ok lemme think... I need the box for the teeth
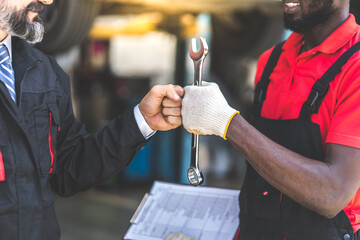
[285,2,300,7]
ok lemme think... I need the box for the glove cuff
[223,111,240,140]
[206,104,238,139]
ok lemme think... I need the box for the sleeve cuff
[134,104,157,139]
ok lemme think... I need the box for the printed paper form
[124,181,240,240]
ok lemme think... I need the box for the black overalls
[238,41,360,240]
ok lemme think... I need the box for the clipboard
[124,181,240,240]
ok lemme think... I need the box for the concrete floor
[54,175,243,240]
[54,184,151,240]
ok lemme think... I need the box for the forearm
[181,81,360,217]
[51,109,148,197]
[227,114,346,218]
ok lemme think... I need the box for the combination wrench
[187,37,208,186]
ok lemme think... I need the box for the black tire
[350,0,360,24]
[35,0,101,54]
[211,11,284,58]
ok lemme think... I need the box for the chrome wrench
[187,37,208,186]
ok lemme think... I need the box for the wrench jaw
[189,37,209,62]
[187,167,204,187]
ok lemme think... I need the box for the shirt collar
[283,14,360,55]
[1,35,12,62]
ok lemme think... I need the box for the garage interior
[33,0,360,239]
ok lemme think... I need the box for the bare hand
[139,84,184,131]
[164,232,196,240]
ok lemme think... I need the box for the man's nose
[38,0,53,5]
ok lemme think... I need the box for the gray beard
[0,2,44,44]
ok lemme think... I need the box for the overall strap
[300,40,360,119]
[253,41,285,117]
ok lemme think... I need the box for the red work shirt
[254,14,360,232]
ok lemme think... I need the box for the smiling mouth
[284,2,300,7]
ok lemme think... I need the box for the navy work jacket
[0,37,148,240]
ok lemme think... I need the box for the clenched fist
[139,84,184,131]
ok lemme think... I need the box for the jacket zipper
[13,61,45,176]
[48,112,54,174]
[0,152,4,181]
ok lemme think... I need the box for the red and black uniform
[237,15,360,239]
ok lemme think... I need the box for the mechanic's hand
[164,232,196,240]
[139,84,184,131]
[182,81,239,139]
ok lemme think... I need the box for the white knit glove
[164,232,196,240]
[182,82,239,139]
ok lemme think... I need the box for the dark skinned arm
[227,114,360,219]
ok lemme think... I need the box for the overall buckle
[308,90,319,112]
